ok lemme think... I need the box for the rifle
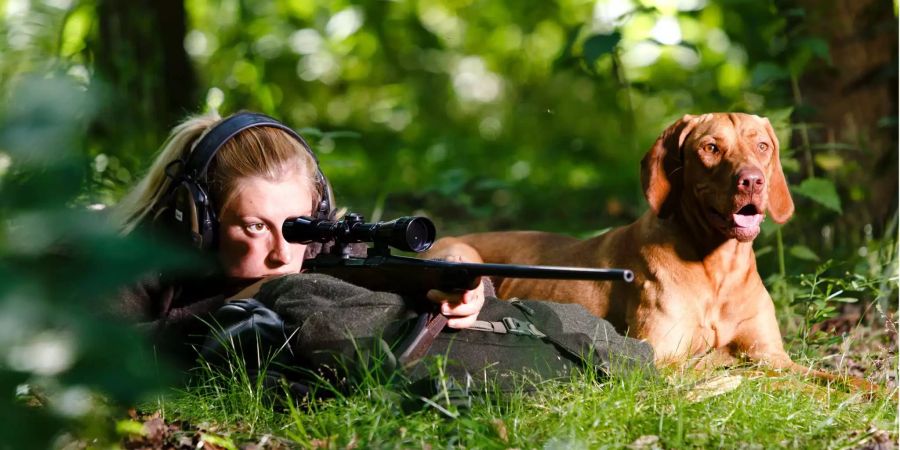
[284,213,633,295]
[283,213,633,364]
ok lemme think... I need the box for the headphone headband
[162,112,332,250]
[184,112,319,182]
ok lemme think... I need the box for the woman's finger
[424,280,485,330]
[446,314,478,329]
[425,288,462,305]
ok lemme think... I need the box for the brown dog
[429,113,874,390]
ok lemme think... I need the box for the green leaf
[60,4,93,57]
[760,218,779,237]
[296,127,323,137]
[115,419,146,436]
[800,37,832,65]
[783,7,807,17]
[553,24,584,70]
[789,245,820,261]
[751,63,789,87]
[813,154,844,172]
[582,32,621,68]
[791,177,842,213]
[200,433,238,450]
[780,156,801,173]
[323,130,362,140]
[764,107,794,125]
[877,115,898,128]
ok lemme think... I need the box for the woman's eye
[245,223,268,234]
[703,143,719,154]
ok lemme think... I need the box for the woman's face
[217,175,312,280]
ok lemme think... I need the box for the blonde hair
[114,111,322,234]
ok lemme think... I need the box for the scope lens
[403,217,435,252]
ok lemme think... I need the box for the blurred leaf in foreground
[0,74,200,447]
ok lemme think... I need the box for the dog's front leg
[731,303,883,395]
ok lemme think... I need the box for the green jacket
[244,273,655,392]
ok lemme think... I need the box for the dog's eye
[757,142,769,152]
[703,143,719,154]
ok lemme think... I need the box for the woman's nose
[268,233,293,265]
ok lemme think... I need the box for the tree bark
[90,0,198,162]
[789,0,898,234]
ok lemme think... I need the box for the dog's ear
[641,114,695,218]
[760,117,794,224]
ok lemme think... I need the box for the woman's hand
[425,280,485,329]
[422,253,486,329]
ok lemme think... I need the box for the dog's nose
[736,168,765,194]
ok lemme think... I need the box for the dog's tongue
[733,213,763,228]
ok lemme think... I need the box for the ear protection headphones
[159,112,332,251]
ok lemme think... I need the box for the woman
[112,111,484,367]
[113,110,652,393]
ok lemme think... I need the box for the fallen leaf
[143,417,167,443]
[627,434,661,450]
[851,426,896,450]
[685,375,743,402]
[491,419,509,443]
[309,436,335,449]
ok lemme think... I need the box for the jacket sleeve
[254,273,418,342]
[109,274,226,364]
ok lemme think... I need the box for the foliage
[0,76,199,448]
[2,0,893,275]
[790,261,884,344]
[0,0,896,446]
[3,0,896,242]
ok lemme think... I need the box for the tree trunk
[789,0,898,235]
[90,0,198,169]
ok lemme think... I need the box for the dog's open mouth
[732,204,763,228]
[708,203,764,241]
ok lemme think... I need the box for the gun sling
[396,312,448,366]
[395,313,547,367]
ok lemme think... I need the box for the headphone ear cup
[317,175,336,220]
[171,180,216,250]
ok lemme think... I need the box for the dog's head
[641,113,794,242]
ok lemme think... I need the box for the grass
[128,342,897,449]
[115,255,898,449]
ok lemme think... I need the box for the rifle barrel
[384,255,634,283]
[454,262,634,282]
[304,253,634,295]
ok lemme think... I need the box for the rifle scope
[283,213,436,253]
